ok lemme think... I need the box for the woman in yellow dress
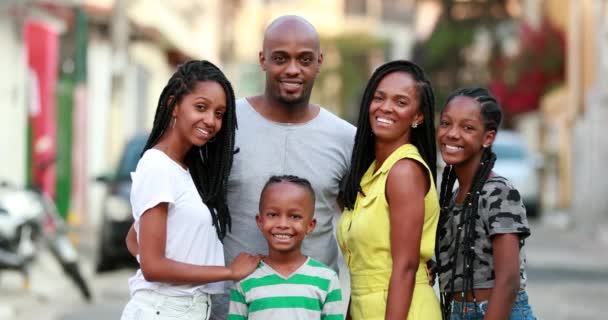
[338,60,442,320]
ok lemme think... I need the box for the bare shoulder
[387,159,427,181]
[386,159,429,196]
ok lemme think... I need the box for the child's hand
[229,253,262,281]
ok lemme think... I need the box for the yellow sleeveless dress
[337,144,441,320]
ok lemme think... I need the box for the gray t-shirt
[437,176,531,293]
[224,98,355,269]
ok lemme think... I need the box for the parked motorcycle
[0,181,92,301]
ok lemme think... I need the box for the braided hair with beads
[343,60,437,210]
[141,60,237,240]
[435,87,502,319]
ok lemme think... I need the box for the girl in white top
[121,60,260,320]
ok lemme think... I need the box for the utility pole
[108,0,131,162]
[111,0,129,89]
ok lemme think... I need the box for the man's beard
[275,88,311,108]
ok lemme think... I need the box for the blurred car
[95,134,147,272]
[492,130,542,218]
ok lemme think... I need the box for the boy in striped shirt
[228,175,344,320]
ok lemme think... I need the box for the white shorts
[121,290,211,320]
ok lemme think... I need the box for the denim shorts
[121,290,211,320]
[450,290,536,320]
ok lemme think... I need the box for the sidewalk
[525,214,608,320]
[527,217,608,270]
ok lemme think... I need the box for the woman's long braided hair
[436,87,502,318]
[343,60,437,210]
[141,60,237,240]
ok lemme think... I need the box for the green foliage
[424,19,475,71]
[316,33,388,122]
[415,18,479,109]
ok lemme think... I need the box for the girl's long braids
[142,60,237,240]
[436,87,502,319]
[343,60,437,210]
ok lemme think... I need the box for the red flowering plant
[489,19,565,114]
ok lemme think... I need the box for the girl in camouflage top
[436,87,537,320]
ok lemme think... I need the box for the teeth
[376,117,394,124]
[196,128,210,135]
[282,82,302,89]
[273,234,292,239]
[445,144,463,151]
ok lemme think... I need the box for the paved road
[523,217,608,319]
[1,216,607,320]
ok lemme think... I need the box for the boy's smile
[256,182,316,255]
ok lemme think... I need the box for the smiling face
[256,181,316,255]
[172,81,226,147]
[438,95,496,168]
[260,19,322,107]
[368,71,424,144]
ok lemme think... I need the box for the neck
[264,249,307,276]
[374,138,409,171]
[154,130,192,167]
[249,95,318,124]
[453,151,484,201]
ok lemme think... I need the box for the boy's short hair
[260,175,316,208]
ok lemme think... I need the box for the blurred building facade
[0,0,418,226]
[565,0,608,232]
[4,0,605,232]
[535,0,607,229]
[0,2,28,188]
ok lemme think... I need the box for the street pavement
[524,214,608,319]
[1,213,607,319]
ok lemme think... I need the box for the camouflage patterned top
[437,175,531,293]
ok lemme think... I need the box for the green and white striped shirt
[228,257,344,320]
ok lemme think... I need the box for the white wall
[0,14,27,187]
[572,0,608,233]
[86,36,113,227]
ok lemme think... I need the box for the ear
[255,214,263,230]
[168,96,178,117]
[317,52,324,71]
[483,130,497,147]
[415,111,424,126]
[259,51,266,71]
[306,218,317,235]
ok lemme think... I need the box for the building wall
[231,0,414,62]
[0,12,27,187]
[86,35,113,227]
[573,0,608,231]
[127,0,221,61]
[571,0,608,231]
[227,0,415,108]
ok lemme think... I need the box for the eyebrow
[394,94,411,100]
[375,89,411,100]
[193,96,211,103]
[192,96,226,108]
[444,115,480,123]
[270,49,316,55]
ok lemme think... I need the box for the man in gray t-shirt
[210,15,355,319]
[225,98,354,270]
